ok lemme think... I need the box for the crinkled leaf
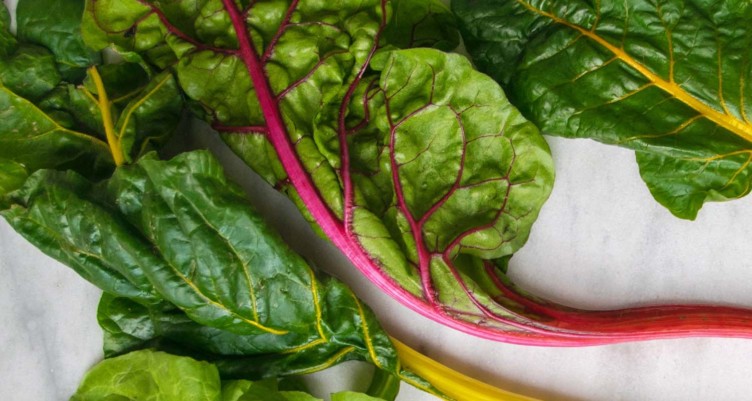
[109,69,184,162]
[1,170,162,303]
[0,3,16,57]
[71,350,387,401]
[16,0,101,80]
[2,151,415,385]
[70,350,222,401]
[0,64,181,181]
[453,0,752,219]
[0,45,61,100]
[83,0,557,343]
[0,84,114,178]
[0,159,28,198]
[384,0,459,51]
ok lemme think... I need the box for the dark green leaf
[2,170,162,303]
[453,0,752,219]
[0,45,62,100]
[0,84,114,178]
[0,159,28,198]
[17,0,101,80]
[3,151,409,382]
[384,0,460,51]
[0,3,16,57]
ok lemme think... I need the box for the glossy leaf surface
[453,0,752,219]
[2,151,431,389]
[0,3,16,56]
[16,0,100,79]
[0,10,182,186]
[81,0,566,345]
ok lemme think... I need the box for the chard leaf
[0,3,16,57]
[71,350,388,401]
[70,350,222,401]
[0,14,183,181]
[2,151,426,389]
[16,0,101,80]
[384,0,460,51]
[453,0,752,219]
[385,0,460,51]
[0,159,28,197]
[82,0,565,343]
[0,83,114,178]
[0,45,61,100]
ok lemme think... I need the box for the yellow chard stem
[391,337,541,401]
[88,66,125,166]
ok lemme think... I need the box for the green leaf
[70,350,223,401]
[111,69,184,162]
[0,3,17,57]
[0,159,28,198]
[384,0,460,51]
[97,293,162,356]
[0,84,114,178]
[2,170,163,303]
[71,350,387,401]
[0,45,62,100]
[17,0,101,80]
[82,0,556,347]
[453,0,752,219]
[3,150,408,382]
[331,392,386,401]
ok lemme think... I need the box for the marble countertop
[5,0,752,399]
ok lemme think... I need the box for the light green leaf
[332,392,386,401]
[70,350,222,401]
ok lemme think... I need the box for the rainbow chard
[452,0,752,221]
[82,0,752,345]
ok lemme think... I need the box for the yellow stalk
[391,337,541,401]
[88,66,125,166]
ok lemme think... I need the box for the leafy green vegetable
[452,0,752,220]
[70,350,222,401]
[1,151,440,397]
[0,159,28,197]
[0,4,183,193]
[0,44,61,100]
[71,350,388,401]
[384,0,460,51]
[81,0,563,346]
[0,3,16,57]
[16,0,100,80]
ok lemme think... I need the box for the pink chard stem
[218,0,752,346]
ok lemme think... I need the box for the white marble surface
[6,1,752,400]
